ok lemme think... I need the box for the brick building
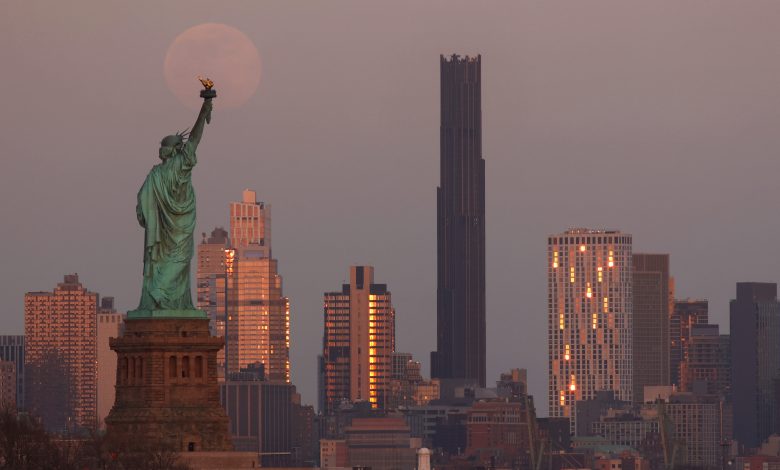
[25,274,97,431]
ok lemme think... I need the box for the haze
[2,1,780,414]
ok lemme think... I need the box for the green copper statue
[128,80,215,319]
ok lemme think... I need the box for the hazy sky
[2,1,780,414]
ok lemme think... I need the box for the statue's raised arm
[189,76,216,150]
[188,97,213,150]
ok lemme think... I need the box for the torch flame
[197,76,215,90]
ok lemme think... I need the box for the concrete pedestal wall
[105,317,232,451]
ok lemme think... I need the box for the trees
[0,408,60,469]
[0,408,191,470]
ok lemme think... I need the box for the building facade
[632,254,671,402]
[96,298,123,428]
[220,367,295,467]
[320,439,348,468]
[197,192,290,381]
[230,189,270,254]
[575,391,632,437]
[731,282,780,449]
[322,266,395,412]
[671,299,709,387]
[0,335,24,410]
[196,227,230,348]
[0,361,15,411]
[466,399,534,468]
[432,54,486,388]
[387,352,440,409]
[105,317,232,451]
[591,411,660,451]
[25,274,98,431]
[548,229,633,429]
[679,324,730,397]
[659,392,724,468]
[226,190,290,382]
[344,417,419,470]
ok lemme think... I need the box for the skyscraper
[632,253,672,402]
[432,54,486,388]
[227,190,290,382]
[25,274,98,431]
[230,189,270,255]
[670,299,709,387]
[198,191,291,382]
[322,266,395,413]
[547,229,633,429]
[730,282,780,448]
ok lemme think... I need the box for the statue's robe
[135,141,197,311]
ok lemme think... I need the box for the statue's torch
[198,76,216,123]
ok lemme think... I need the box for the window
[182,356,190,378]
[121,357,129,384]
[195,356,203,378]
[169,356,177,378]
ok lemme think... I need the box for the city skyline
[4,2,780,413]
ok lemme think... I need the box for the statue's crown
[160,129,189,148]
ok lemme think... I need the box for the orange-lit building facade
[230,189,270,255]
[670,299,708,387]
[228,255,289,382]
[548,229,633,430]
[322,266,395,413]
[226,190,289,382]
[25,274,98,431]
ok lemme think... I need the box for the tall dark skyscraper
[431,54,486,387]
[632,253,672,403]
[731,282,780,449]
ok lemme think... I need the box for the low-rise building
[320,439,347,468]
[591,409,660,450]
[345,417,419,470]
[465,398,533,468]
[219,364,295,467]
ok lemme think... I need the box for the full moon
[164,23,261,110]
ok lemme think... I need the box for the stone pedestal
[105,317,232,451]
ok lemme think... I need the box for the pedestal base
[105,318,231,452]
[126,308,208,319]
[179,452,259,470]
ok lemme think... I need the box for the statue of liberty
[129,80,215,318]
